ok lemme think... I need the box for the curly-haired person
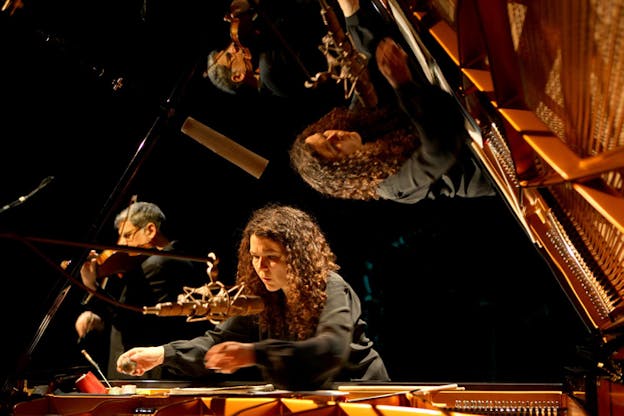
[116,204,389,390]
[290,2,495,203]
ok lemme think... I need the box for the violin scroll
[223,7,258,86]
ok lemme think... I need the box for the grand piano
[390,0,624,413]
[5,0,624,415]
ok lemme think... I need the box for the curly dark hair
[235,204,339,340]
[289,106,418,200]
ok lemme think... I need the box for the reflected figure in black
[289,0,495,203]
[204,0,330,99]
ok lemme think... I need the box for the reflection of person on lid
[290,1,495,203]
[204,0,328,98]
[204,38,259,95]
[74,201,206,379]
[116,204,389,390]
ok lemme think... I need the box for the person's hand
[75,311,103,339]
[337,0,360,17]
[80,250,99,291]
[116,346,165,377]
[376,37,412,89]
[204,341,255,374]
[230,0,251,17]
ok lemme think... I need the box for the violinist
[74,201,207,379]
[204,0,331,99]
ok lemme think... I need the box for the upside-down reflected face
[304,130,363,160]
[215,42,257,87]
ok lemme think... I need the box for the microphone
[143,283,264,324]
[180,117,269,180]
[309,0,378,108]
[0,176,54,214]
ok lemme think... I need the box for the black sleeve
[162,315,259,377]
[253,276,354,390]
[395,81,465,157]
[344,0,395,59]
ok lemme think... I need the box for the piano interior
[2,0,624,415]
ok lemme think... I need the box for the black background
[0,0,589,391]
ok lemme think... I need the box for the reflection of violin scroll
[224,11,257,86]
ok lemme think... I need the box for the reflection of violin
[224,11,257,86]
[2,0,25,16]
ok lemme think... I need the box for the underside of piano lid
[389,0,624,383]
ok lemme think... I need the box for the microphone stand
[3,58,200,401]
[0,176,55,215]
[308,0,378,107]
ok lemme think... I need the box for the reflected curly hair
[289,106,417,200]
[236,204,339,340]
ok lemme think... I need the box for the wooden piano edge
[14,382,584,416]
[12,382,592,416]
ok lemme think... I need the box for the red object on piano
[74,372,107,394]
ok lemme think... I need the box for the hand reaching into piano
[204,341,255,374]
[75,311,104,341]
[116,346,165,377]
[375,37,412,89]
[337,0,360,17]
[116,342,255,376]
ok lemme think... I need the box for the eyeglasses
[120,226,143,241]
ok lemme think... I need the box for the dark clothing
[377,82,495,203]
[345,0,411,108]
[234,0,328,98]
[161,272,389,390]
[86,241,207,378]
[346,1,495,203]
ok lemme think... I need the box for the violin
[94,249,145,278]
[60,250,145,283]
[79,249,146,305]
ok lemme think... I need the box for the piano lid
[389,0,624,380]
